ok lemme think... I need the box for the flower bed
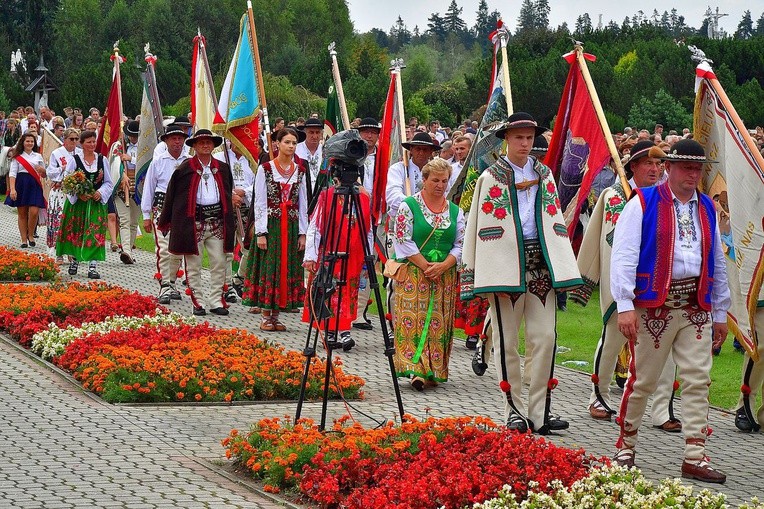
[0,245,57,282]
[474,465,763,508]
[222,416,603,508]
[0,282,161,347]
[0,282,365,404]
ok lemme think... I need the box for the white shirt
[9,151,44,178]
[62,153,114,205]
[195,159,221,206]
[393,193,465,263]
[141,150,189,219]
[506,156,539,240]
[252,162,308,236]
[361,150,376,195]
[214,149,255,207]
[611,189,731,322]
[124,141,138,170]
[449,160,465,190]
[153,141,190,159]
[47,146,83,182]
[385,160,424,217]
[295,141,323,183]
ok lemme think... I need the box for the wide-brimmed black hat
[174,116,192,127]
[531,135,548,154]
[495,112,547,139]
[302,117,323,129]
[624,140,666,171]
[271,127,306,143]
[402,131,439,150]
[123,120,139,137]
[663,139,716,164]
[185,128,223,147]
[160,123,189,141]
[355,117,381,131]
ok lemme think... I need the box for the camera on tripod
[323,130,367,185]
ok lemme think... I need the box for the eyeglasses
[67,137,79,141]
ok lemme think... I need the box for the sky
[346,0,754,36]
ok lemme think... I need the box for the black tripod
[294,164,405,430]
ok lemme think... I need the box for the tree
[735,10,754,39]
[534,0,551,30]
[444,1,467,33]
[757,12,764,35]
[517,0,535,34]
[574,13,593,35]
[473,0,489,37]
[427,13,447,41]
[389,15,411,51]
[627,88,692,131]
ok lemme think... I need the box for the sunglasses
[67,137,79,141]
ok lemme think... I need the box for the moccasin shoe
[681,459,726,484]
[654,419,682,433]
[589,402,612,420]
[613,448,635,468]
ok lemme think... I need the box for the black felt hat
[123,120,139,137]
[664,139,716,164]
[356,117,381,131]
[185,128,223,147]
[160,123,189,141]
[401,131,439,150]
[494,112,547,139]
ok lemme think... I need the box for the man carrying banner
[142,124,189,304]
[611,139,730,483]
[461,112,582,435]
[576,140,681,431]
[111,120,142,264]
[158,129,235,317]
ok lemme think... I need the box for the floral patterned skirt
[242,216,305,311]
[56,199,107,262]
[46,188,66,249]
[393,265,457,382]
[454,293,489,336]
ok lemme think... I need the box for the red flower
[605,211,612,222]
[546,204,557,215]
[494,208,507,219]
[488,186,502,198]
[611,212,620,223]
[546,182,555,193]
[482,201,494,214]
[609,196,622,206]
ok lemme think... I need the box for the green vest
[404,196,458,263]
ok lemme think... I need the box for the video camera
[323,130,367,184]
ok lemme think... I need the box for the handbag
[383,259,408,282]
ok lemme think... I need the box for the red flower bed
[223,416,604,508]
[0,282,162,347]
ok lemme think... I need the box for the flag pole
[497,21,513,115]
[391,58,408,171]
[143,44,164,137]
[112,41,125,136]
[328,42,350,131]
[246,0,273,160]
[574,45,631,198]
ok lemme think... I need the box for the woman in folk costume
[5,132,47,248]
[57,130,114,279]
[392,158,465,391]
[46,128,83,261]
[242,128,308,331]
[302,168,371,352]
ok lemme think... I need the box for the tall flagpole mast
[111,41,125,155]
[328,42,350,131]
[391,57,407,156]
[246,0,273,160]
[497,21,513,115]
[574,44,630,198]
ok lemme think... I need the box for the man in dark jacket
[158,129,235,316]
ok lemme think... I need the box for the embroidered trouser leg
[737,308,764,424]
[489,278,557,428]
[114,196,141,256]
[618,305,712,461]
[589,312,678,422]
[184,220,227,310]
[151,214,182,284]
[235,245,250,280]
[354,268,371,324]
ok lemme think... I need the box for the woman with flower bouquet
[56,130,114,278]
[46,128,83,262]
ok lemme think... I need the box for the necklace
[274,159,295,179]
[422,194,447,214]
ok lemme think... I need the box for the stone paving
[0,203,762,507]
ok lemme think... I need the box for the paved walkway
[0,203,762,507]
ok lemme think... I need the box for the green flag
[324,84,342,139]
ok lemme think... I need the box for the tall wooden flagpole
[497,21,513,115]
[328,42,350,131]
[246,0,273,160]
[391,58,409,190]
[574,45,630,198]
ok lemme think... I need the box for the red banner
[96,65,123,157]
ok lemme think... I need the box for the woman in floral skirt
[46,128,82,261]
[242,128,307,331]
[56,130,113,279]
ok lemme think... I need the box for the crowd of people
[2,101,764,486]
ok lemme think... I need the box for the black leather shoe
[193,307,206,316]
[536,415,570,435]
[506,412,528,433]
[210,307,229,316]
[231,276,245,298]
[472,348,488,376]
[465,335,479,350]
[68,261,79,275]
[340,332,355,352]
[87,268,100,279]
[352,321,373,330]
[735,407,753,432]
[224,288,238,303]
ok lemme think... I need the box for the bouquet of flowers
[61,170,94,196]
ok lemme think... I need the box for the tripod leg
[295,326,320,421]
